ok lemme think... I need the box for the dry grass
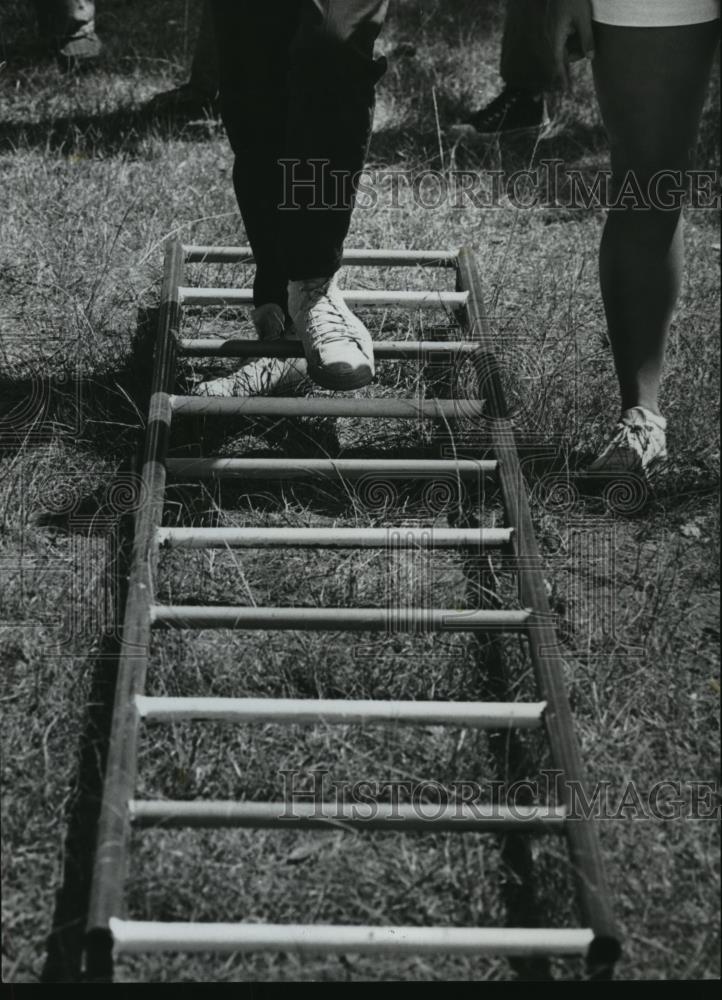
[1,0,719,983]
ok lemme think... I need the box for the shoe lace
[302,279,366,349]
[615,419,653,452]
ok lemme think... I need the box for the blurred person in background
[452,0,556,141]
[31,0,219,116]
[147,1,220,118]
[32,0,102,67]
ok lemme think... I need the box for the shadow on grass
[39,481,133,984]
[0,307,157,462]
[369,113,611,176]
[0,101,222,158]
[469,634,554,981]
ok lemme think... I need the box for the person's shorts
[591,0,720,26]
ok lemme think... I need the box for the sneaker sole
[585,450,668,482]
[308,362,374,392]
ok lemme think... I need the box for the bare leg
[592,21,718,417]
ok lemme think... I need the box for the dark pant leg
[281,0,389,280]
[211,0,388,303]
[188,0,219,100]
[500,0,556,93]
[211,0,298,309]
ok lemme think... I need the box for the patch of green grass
[1,0,719,983]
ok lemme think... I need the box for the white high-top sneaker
[589,407,668,477]
[193,304,307,397]
[288,276,375,391]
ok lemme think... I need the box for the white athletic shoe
[588,407,668,477]
[288,275,375,391]
[192,304,307,397]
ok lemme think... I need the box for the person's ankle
[622,404,666,429]
[288,274,335,289]
[251,303,287,340]
[621,391,661,416]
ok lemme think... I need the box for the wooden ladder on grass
[84,241,620,981]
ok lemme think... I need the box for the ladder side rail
[456,246,620,973]
[85,239,184,977]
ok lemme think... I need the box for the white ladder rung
[149,606,532,631]
[164,457,497,481]
[178,338,479,358]
[110,919,595,956]
[135,695,546,728]
[156,526,512,550]
[182,245,459,267]
[179,287,469,309]
[169,396,484,419]
[128,800,566,831]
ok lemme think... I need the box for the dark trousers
[501,0,556,93]
[211,0,389,309]
[188,1,219,99]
